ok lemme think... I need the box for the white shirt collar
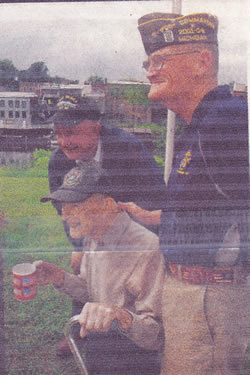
[76,138,102,165]
[93,138,102,163]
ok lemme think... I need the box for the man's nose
[146,64,158,79]
[57,135,69,147]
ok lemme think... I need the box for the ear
[103,197,116,212]
[195,49,213,76]
[91,120,101,135]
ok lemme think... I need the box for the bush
[31,149,51,176]
[154,155,165,171]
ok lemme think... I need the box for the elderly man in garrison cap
[35,162,165,375]
[48,95,166,356]
[118,12,249,375]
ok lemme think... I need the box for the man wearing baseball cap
[119,12,249,374]
[36,161,165,375]
[48,94,166,356]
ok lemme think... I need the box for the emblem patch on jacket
[177,150,192,175]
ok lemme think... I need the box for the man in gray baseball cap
[41,160,105,203]
[37,162,165,375]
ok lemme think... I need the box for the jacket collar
[96,212,133,251]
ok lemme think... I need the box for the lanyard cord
[197,130,230,200]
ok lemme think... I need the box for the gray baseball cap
[40,161,106,203]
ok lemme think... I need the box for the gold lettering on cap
[178,34,208,42]
[64,95,78,103]
[179,17,216,29]
[160,23,175,32]
[179,27,205,35]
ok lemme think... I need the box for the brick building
[19,81,42,96]
[104,80,168,126]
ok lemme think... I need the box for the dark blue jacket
[160,85,249,267]
[48,124,166,249]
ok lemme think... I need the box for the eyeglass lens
[143,51,200,71]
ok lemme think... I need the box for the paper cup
[12,263,37,301]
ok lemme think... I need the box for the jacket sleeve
[126,133,166,212]
[102,126,166,211]
[198,98,248,209]
[55,272,89,303]
[101,126,166,234]
[123,249,165,351]
[197,99,249,266]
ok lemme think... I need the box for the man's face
[61,195,105,239]
[146,45,200,106]
[55,120,100,161]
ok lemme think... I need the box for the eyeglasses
[143,50,201,72]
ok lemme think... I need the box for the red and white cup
[12,263,37,301]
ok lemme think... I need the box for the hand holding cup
[33,260,65,287]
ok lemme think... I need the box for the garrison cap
[138,12,218,55]
[41,160,106,203]
[52,94,102,127]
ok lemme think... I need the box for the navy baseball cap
[52,95,102,127]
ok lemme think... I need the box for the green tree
[19,61,50,82]
[111,83,151,106]
[125,84,151,106]
[0,59,17,85]
[86,75,105,84]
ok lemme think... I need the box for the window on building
[0,100,4,107]
[15,100,20,108]
[9,111,14,118]
[0,111,5,118]
[22,101,27,108]
[8,100,13,108]
[15,111,20,118]
[22,111,27,119]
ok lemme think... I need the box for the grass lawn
[0,170,249,374]
[1,175,85,374]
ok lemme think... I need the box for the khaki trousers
[161,274,250,375]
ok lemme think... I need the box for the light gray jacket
[57,212,166,351]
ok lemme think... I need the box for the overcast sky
[0,0,249,85]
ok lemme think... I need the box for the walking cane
[64,315,89,375]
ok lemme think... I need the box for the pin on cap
[40,160,107,203]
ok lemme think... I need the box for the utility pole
[0,239,6,375]
[164,0,182,183]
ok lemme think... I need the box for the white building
[40,83,93,98]
[0,92,37,128]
